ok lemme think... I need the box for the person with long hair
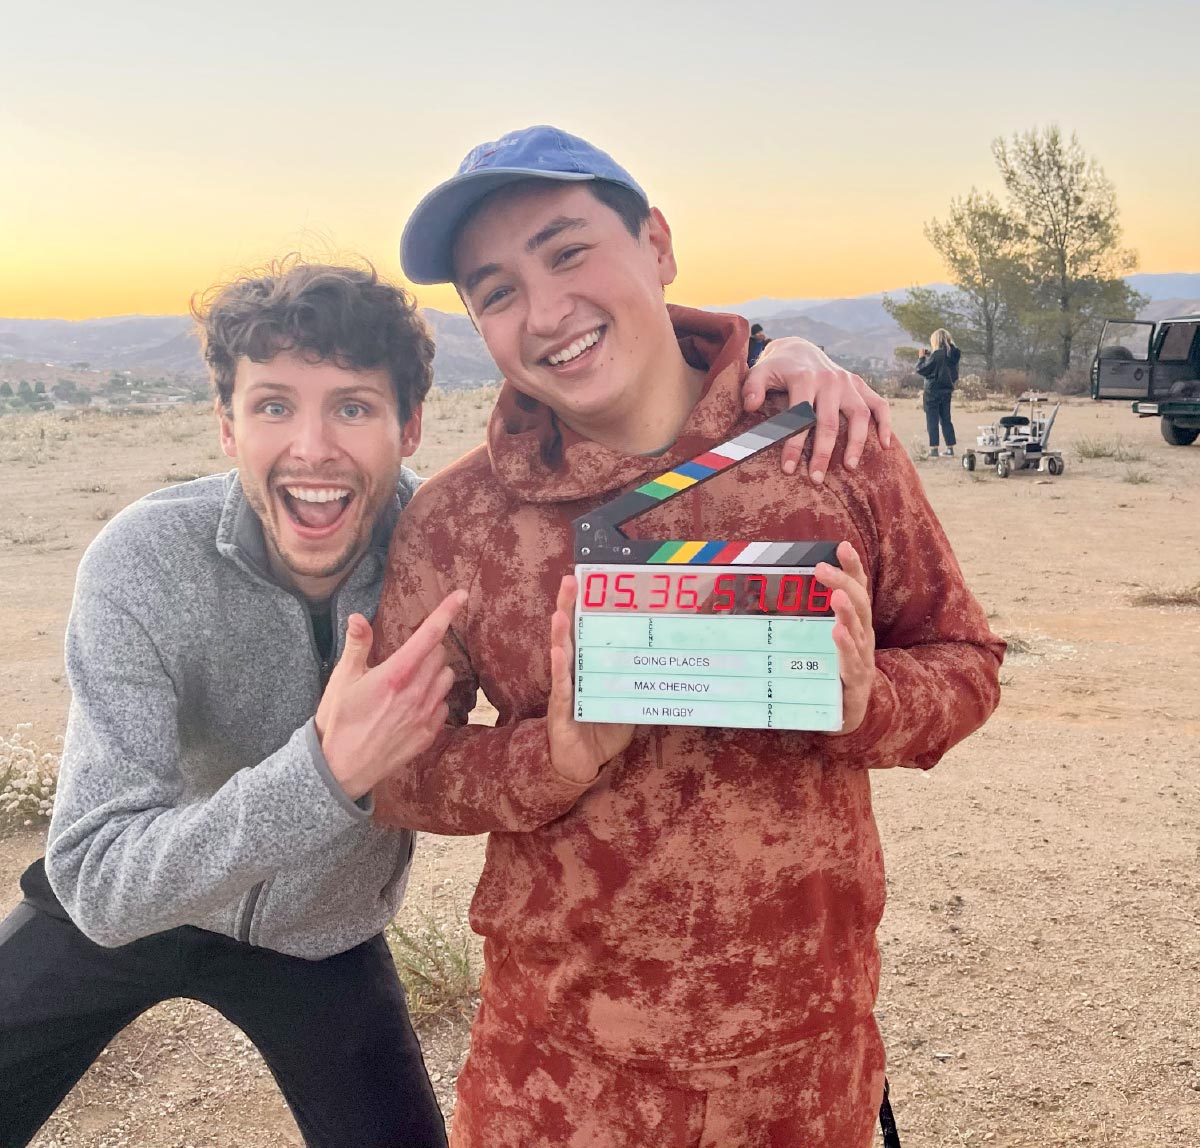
[916,328,960,456]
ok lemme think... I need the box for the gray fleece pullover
[45,469,421,959]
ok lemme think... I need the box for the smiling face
[453,182,691,449]
[218,350,420,601]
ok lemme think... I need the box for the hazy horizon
[2,267,1197,326]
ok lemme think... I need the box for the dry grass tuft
[1130,583,1200,608]
[0,725,58,827]
[955,374,988,402]
[1074,436,1145,462]
[2,524,50,545]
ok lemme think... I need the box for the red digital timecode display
[577,567,834,616]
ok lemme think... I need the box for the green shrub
[387,914,479,1023]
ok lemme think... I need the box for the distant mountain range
[3,273,1198,388]
[0,311,501,391]
[711,284,959,328]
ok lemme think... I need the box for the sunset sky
[2,0,1196,320]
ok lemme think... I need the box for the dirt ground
[1,392,1197,1147]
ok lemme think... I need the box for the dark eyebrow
[460,216,589,296]
[526,215,588,253]
[462,262,502,294]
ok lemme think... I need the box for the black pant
[923,390,956,448]
[0,861,446,1148]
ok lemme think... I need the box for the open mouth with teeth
[279,484,356,537]
[543,326,605,369]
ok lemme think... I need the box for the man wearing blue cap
[402,125,891,482]
[370,126,1002,1147]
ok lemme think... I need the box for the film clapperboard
[571,402,843,732]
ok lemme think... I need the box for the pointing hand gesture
[316,590,468,800]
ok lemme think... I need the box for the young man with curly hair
[0,264,462,1148]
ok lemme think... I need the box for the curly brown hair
[192,259,435,422]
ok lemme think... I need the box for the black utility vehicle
[1091,314,1200,445]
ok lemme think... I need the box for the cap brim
[400,168,597,286]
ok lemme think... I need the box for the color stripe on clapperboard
[628,406,823,566]
[644,539,827,565]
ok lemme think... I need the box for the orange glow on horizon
[3,204,1193,322]
[2,118,1195,320]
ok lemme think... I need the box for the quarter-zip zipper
[238,587,343,944]
[302,585,342,687]
[305,607,332,686]
[237,882,263,943]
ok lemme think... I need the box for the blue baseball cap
[400,125,649,285]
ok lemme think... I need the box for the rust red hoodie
[372,306,1004,1068]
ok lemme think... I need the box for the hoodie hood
[486,305,750,505]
